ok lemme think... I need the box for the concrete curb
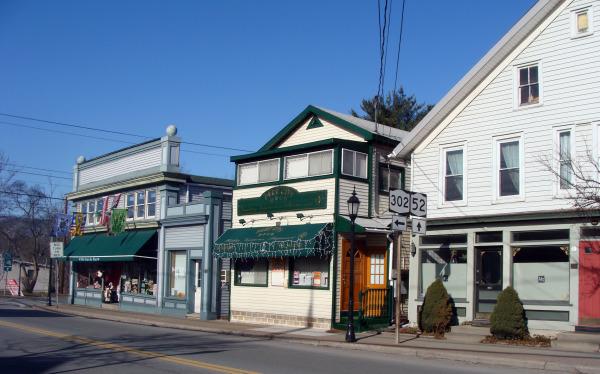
[29,303,600,374]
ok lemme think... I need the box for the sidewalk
[13,298,600,373]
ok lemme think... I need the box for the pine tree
[419,278,453,337]
[490,287,528,339]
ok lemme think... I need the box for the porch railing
[359,287,392,319]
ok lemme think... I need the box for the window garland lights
[214,224,333,259]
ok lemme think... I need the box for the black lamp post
[346,186,360,343]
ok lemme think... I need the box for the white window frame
[492,134,524,203]
[571,6,593,38]
[95,198,105,225]
[86,201,95,226]
[553,126,575,196]
[283,149,334,180]
[237,158,280,186]
[126,193,135,221]
[341,148,368,179]
[439,143,467,207]
[146,189,157,218]
[513,61,542,110]
[135,191,146,219]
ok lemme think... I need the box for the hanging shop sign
[49,242,64,258]
[237,186,327,216]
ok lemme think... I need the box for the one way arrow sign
[391,215,406,231]
[412,217,427,235]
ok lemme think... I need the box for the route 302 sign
[389,189,427,217]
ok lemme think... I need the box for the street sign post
[3,252,12,272]
[389,189,411,215]
[412,217,427,235]
[50,242,64,258]
[391,215,407,231]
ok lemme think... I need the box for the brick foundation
[231,310,331,329]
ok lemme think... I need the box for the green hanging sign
[110,209,127,234]
[237,186,327,216]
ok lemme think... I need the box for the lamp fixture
[266,212,275,220]
[239,219,246,226]
[346,186,360,222]
[591,217,599,226]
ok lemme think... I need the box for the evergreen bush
[419,278,453,337]
[490,286,527,339]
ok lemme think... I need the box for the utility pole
[395,231,402,344]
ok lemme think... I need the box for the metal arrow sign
[412,217,427,235]
[391,215,407,231]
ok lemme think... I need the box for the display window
[289,256,329,289]
[234,258,268,286]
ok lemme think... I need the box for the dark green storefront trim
[60,230,157,262]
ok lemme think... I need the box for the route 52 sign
[389,189,427,217]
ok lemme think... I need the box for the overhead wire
[0,112,253,153]
[0,190,65,201]
[393,0,407,92]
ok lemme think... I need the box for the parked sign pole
[395,230,401,344]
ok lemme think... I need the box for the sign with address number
[389,189,427,217]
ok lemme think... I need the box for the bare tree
[540,143,600,214]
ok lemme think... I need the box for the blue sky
[0,0,536,197]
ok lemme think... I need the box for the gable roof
[259,105,408,151]
[389,0,566,159]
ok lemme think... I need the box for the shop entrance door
[475,247,503,317]
[579,241,600,326]
[341,238,365,313]
[194,260,202,314]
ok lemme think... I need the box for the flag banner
[110,209,127,234]
[53,213,71,238]
[100,194,123,227]
[70,213,86,237]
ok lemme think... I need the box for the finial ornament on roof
[76,155,85,164]
[166,124,177,136]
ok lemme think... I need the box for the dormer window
[572,7,593,37]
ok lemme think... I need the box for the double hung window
[237,158,280,186]
[284,150,333,180]
[87,201,95,225]
[342,149,367,178]
[146,190,157,217]
[496,138,521,198]
[126,193,135,220]
[379,165,403,192]
[517,65,540,106]
[125,189,157,220]
[443,148,464,202]
[557,130,573,190]
[95,198,104,225]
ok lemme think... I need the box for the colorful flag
[53,213,71,238]
[110,209,127,234]
[100,194,123,227]
[70,213,86,237]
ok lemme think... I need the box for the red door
[579,241,600,326]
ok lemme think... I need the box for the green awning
[60,230,157,262]
[214,223,333,258]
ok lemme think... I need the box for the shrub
[490,286,527,339]
[419,278,453,337]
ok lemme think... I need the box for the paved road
[0,299,547,374]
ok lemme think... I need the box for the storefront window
[420,246,467,299]
[168,251,187,298]
[234,258,268,286]
[289,256,329,288]
[512,245,570,301]
[120,260,157,295]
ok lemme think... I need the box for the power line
[0,112,254,153]
[5,162,71,175]
[393,0,407,92]
[375,0,390,129]
[5,169,72,181]
[0,190,65,201]
[0,120,233,158]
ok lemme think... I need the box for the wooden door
[579,241,600,326]
[341,238,365,312]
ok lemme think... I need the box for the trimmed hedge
[490,286,527,339]
[419,278,453,337]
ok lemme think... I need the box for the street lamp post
[346,187,360,343]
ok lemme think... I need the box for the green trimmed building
[214,105,410,329]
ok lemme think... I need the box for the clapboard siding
[230,258,333,319]
[338,179,369,217]
[222,195,233,220]
[412,0,600,219]
[278,116,365,148]
[79,147,162,185]
[232,178,336,228]
[219,258,231,319]
[165,225,205,249]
